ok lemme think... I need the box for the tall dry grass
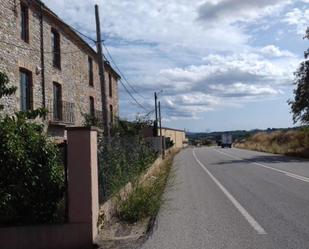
[234,129,309,158]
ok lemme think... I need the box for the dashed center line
[193,149,267,235]
[213,148,309,183]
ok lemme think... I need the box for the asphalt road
[140,147,309,249]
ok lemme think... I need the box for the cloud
[198,0,291,23]
[209,83,282,97]
[41,0,303,124]
[260,45,296,57]
[43,0,250,54]
[283,8,309,35]
[148,51,298,120]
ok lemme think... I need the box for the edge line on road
[213,149,309,183]
[192,149,267,235]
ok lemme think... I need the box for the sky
[42,0,309,132]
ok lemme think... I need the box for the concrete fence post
[66,127,99,244]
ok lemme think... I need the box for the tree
[289,28,309,124]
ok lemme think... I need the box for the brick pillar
[66,127,99,243]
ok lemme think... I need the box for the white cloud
[148,51,298,120]
[209,83,282,97]
[260,45,296,57]
[283,8,309,35]
[43,0,250,54]
[41,0,303,123]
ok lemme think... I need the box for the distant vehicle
[221,134,232,148]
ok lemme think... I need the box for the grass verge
[234,129,309,158]
[117,152,176,224]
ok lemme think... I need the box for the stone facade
[0,0,120,137]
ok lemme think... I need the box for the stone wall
[0,0,119,135]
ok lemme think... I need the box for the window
[110,104,113,123]
[89,96,95,116]
[20,68,32,111]
[53,82,62,121]
[109,73,112,97]
[51,28,61,69]
[20,3,29,43]
[88,57,94,86]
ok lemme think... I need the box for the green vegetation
[0,72,64,226]
[118,154,174,223]
[234,129,309,158]
[94,119,156,201]
[289,27,309,125]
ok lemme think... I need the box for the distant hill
[187,126,309,143]
[234,128,309,158]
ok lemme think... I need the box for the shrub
[0,71,64,226]
[0,113,65,226]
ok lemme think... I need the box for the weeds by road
[97,149,179,249]
[118,153,174,223]
[234,129,309,158]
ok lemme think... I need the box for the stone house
[0,0,120,137]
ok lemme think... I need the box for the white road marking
[192,149,267,235]
[213,149,309,183]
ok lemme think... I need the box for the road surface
[140,147,309,249]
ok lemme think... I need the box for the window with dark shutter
[89,96,95,116]
[110,104,113,123]
[109,74,112,97]
[20,68,32,111]
[53,82,62,121]
[88,57,94,86]
[20,3,29,43]
[51,28,61,69]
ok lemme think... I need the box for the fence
[97,135,156,203]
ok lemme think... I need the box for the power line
[66,24,97,43]
[119,79,150,112]
[61,22,152,113]
[102,43,148,100]
[143,109,155,118]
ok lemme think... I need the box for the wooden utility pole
[158,101,165,158]
[95,4,110,143]
[154,92,158,137]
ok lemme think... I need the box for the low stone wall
[0,223,92,249]
[98,147,180,230]
[98,156,164,229]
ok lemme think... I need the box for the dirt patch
[95,217,150,249]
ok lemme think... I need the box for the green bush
[0,114,64,225]
[0,71,64,226]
